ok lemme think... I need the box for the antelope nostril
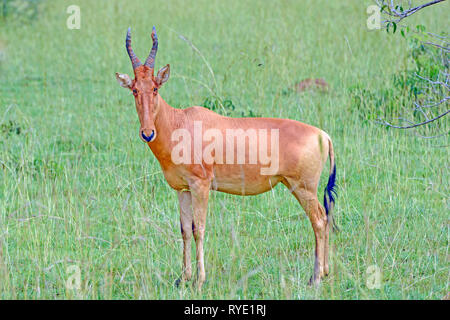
[141,130,155,142]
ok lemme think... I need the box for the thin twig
[376,0,447,22]
[379,109,450,129]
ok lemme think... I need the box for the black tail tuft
[323,164,338,230]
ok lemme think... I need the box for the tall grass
[0,0,448,299]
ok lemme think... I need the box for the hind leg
[324,216,330,276]
[283,179,329,284]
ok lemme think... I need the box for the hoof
[196,281,204,291]
[308,276,321,287]
[195,278,206,291]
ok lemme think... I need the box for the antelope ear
[155,64,170,87]
[115,72,133,89]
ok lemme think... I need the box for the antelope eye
[132,89,138,95]
[153,87,158,92]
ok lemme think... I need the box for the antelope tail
[323,138,338,231]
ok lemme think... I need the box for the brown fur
[117,40,336,289]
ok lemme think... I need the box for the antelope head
[116,27,170,143]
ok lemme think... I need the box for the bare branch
[414,73,449,90]
[374,1,449,136]
[378,109,450,129]
[413,131,449,139]
[376,0,447,23]
[423,42,450,51]
[416,96,450,108]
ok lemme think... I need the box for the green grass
[0,0,448,299]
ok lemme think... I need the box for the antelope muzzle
[140,128,156,143]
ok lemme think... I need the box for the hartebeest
[116,27,337,289]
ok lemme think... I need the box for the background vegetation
[0,0,448,299]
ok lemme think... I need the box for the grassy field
[0,0,448,299]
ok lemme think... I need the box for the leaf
[387,22,397,34]
[416,24,426,33]
[395,5,404,13]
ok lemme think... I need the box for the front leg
[177,190,193,283]
[189,178,211,290]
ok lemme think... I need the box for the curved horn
[126,28,142,69]
[144,26,158,71]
